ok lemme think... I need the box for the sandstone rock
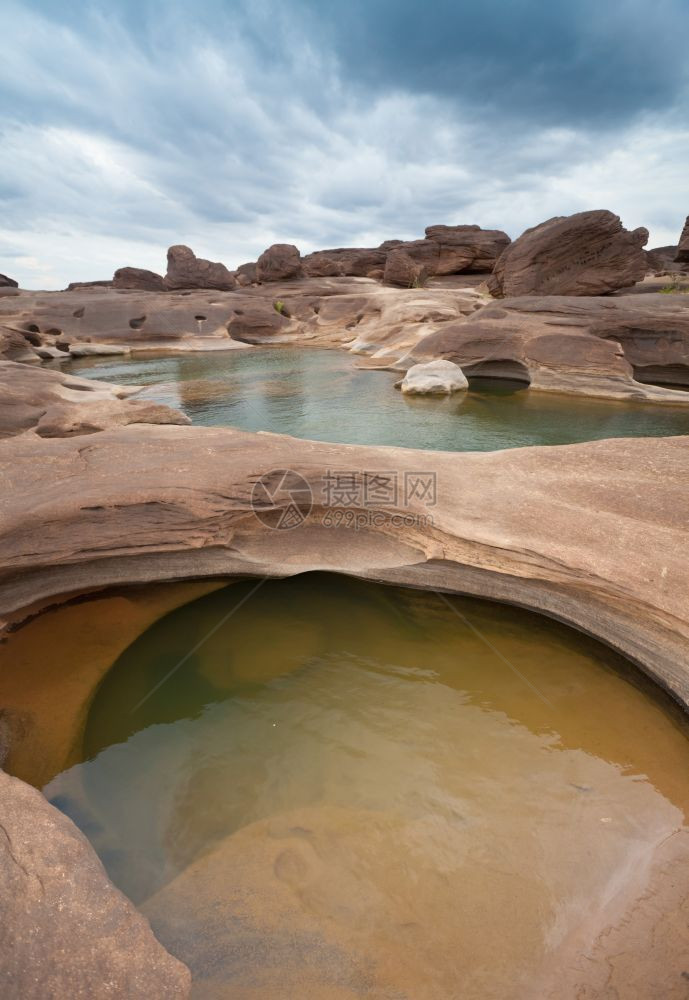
[1,428,688,711]
[0,327,40,363]
[408,292,689,399]
[399,359,468,394]
[66,280,113,291]
[646,246,680,273]
[302,248,387,277]
[36,398,190,437]
[256,244,303,282]
[301,252,342,277]
[35,345,68,360]
[384,249,429,288]
[487,210,648,297]
[113,267,166,292]
[164,245,236,291]
[0,769,190,998]
[226,303,292,343]
[0,273,18,288]
[0,362,186,437]
[676,217,689,263]
[425,225,511,274]
[235,262,258,286]
[68,342,131,357]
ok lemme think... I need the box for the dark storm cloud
[0,0,687,287]
[301,0,689,127]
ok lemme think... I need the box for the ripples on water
[64,347,689,451]
[43,575,689,997]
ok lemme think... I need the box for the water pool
[21,574,689,998]
[63,347,689,451]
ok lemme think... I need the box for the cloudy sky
[2,0,688,289]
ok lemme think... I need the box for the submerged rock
[487,210,648,297]
[400,359,469,394]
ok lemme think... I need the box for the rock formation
[0,769,190,998]
[399,359,468,394]
[0,362,189,437]
[226,302,293,343]
[303,248,387,278]
[302,226,508,280]
[487,210,648,297]
[676,216,689,263]
[113,266,166,291]
[164,245,236,291]
[407,292,689,400]
[1,428,688,707]
[256,243,303,282]
[0,273,18,288]
[384,249,429,288]
[424,224,511,273]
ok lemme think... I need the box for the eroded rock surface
[256,243,303,282]
[0,770,190,998]
[488,210,648,297]
[0,274,18,288]
[409,292,689,400]
[164,245,236,291]
[384,248,429,288]
[113,267,166,291]
[1,426,688,706]
[2,268,689,402]
[676,216,689,263]
[0,362,188,437]
[399,359,468,394]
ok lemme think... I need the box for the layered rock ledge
[1,422,689,995]
[1,426,687,704]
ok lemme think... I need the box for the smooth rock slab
[0,770,190,998]
[69,342,131,357]
[399,359,468,394]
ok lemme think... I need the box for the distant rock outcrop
[164,245,236,291]
[676,217,689,263]
[302,248,387,278]
[113,267,166,292]
[487,210,648,297]
[424,225,511,274]
[235,262,258,286]
[66,280,113,291]
[256,244,303,282]
[384,249,429,288]
[0,273,18,288]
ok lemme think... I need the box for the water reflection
[63,347,689,451]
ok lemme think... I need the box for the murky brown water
[4,574,689,997]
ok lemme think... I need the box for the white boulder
[399,360,468,395]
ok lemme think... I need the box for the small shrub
[273,299,286,314]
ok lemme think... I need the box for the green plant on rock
[660,279,689,294]
[273,299,286,314]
